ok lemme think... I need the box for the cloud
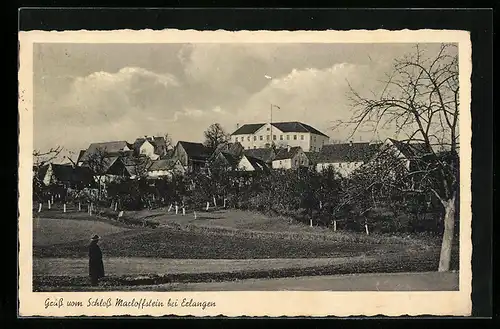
[235,63,382,141]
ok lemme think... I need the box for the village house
[371,138,433,172]
[77,141,132,166]
[36,163,95,189]
[316,141,382,177]
[172,141,212,172]
[243,147,276,165]
[230,121,330,152]
[237,154,270,172]
[146,158,186,179]
[131,136,168,160]
[272,146,309,170]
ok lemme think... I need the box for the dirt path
[38,272,459,291]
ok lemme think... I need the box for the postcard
[18,28,472,317]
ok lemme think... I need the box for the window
[294,135,297,140]
[267,135,270,141]
[301,135,304,140]
[287,135,290,140]
[279,161,282,165]
[280,135,283,140]
[260,135,263,141]
[247,136,251,141]
[235,137,238,142]
[254,146,256,149]
[273,135,276,140]
[267,127,270,131]
[254,136,257,141]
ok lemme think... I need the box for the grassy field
[32,207,459,290]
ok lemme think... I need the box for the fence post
[365,223,369,236]
[63,204,66,213]
[213,197,217,207]
[206,202,209,211]
[310,218,313,227]
[38,203,42,213]
[114,202,117,212]
[223,198,227,208]
[194,211,197,219]
[168,204,172,212]
[175,205,178,214]
[48,200,51,210]
[182,207,185,216]
[78,202,81,211]
[334,220,337,232]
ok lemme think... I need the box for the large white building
[230,121,330,152]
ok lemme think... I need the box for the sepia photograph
[18,29,472,317]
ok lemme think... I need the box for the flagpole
[270,103,273,147]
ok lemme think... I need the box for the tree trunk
[438,196,456,272]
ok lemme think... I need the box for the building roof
[243,147,276,163]
[245,155,269,172]
[317,142,382,163]
[273,146,303,161]
[47,163,95,185]
[231,121,329,138]
[215,142,244,157]
[387,138,432,159]
[132,136,167,155]
[304,152,321,164]
[79,141,129,163]
[178,141,212,159]
[148,158,179,171]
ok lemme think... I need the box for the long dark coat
[88,241,105,279]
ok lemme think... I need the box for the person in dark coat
[88,235,105,286]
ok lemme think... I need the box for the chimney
[287,145,291,152]
[236,123,240,129]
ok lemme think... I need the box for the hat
[91,235,100,241]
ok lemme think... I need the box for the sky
[33,42,449,162]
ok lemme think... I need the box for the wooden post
[175,205,178,214]
[206,202,209,211]
[78,202,81,211]
[182,207,185,216]
[168,204,172,212]
[118,211,124,220]
[194,211,197,219]
[48,200,51,210]
[51,195,54,204]
[365,224,369,236]
[38,203,42,213]
[63,204,66,213]
[89,205,92,216]
[213,197,217,207]
[310,219,313,227]
[114,202,117,212]
[223,198,227,208]
[334,220,337,232]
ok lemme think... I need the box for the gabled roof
[243,147,276,163]
[387,138,432,159]
[231,121,329,138]
[80,141,129,162]
[133,136,167,155]
[318,142,382,163]
[273,146,303,161]
[231,123,266,135]
[214,142,244,157]
[177,141,211,159]
[76,150,86,164]
[148,158,179,171]
[46,163,95,185]
[245,155,270,172]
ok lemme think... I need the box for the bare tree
[84,147,111,201]
[204,123,228,152]
[337,43,459,272]
[33,146,63,201]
